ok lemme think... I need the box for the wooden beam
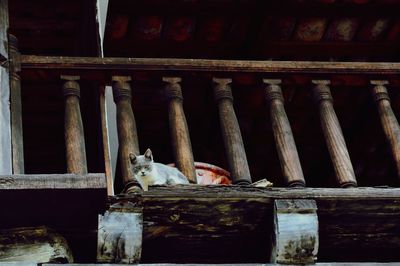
[108,186,400,262]
[42,264,400,266]
[9,35,24,174]
[20,55,400,75]
[0,0,11,175]
[163,77,196,183]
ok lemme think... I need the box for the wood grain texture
[263,79,305,187]
[163,77,196,183]
[213,78,251,185]
[109,186,400,262]
[20,55,400,75]
[370,80,400,179]
[312,80,357,188]
[0,0,7,61]
[0,226,73,263]
[271,199,318,264]
[99,87,114,195]
[62,75,88,174]
[0,2,11,174]
[112,76,140,188]
[9,34,24,174]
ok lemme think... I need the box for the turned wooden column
[371,80,400,178]
[163,77,197,183]
[264,79,305,187]
[61,75,87,174]
[213,78,251,185]
[9,34,24,174]
[112,76,140,188]
[312,80,357,188]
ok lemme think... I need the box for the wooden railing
[10,55,400,194]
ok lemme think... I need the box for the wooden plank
[42,264,400,266]
[109,186,400,262]
[20,55,400,75]
[0,173,106,190]
[0,0,11,175]
[0,0,8,61]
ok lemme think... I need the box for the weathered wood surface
[97,202,143,263]
[263,79,305,187]
[0,226,73,263]
[0,0,11,174]
[0,0,7,61]
[20,55,400,75]
[112,76,140,190]
[109,186,400,262]
[62,75,88,174]
[43,264,400,266]
[163,77,196,183]
[100,87,114,195]
[371,80,400,179]
[271,199,318,264]
[8,35,24,174]
[0,173,106,190]
[312,80,357,188]
[213,78,252,185]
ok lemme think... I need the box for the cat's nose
[141,171,145,175]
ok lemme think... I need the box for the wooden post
[61,75,88,174]
[97,201,143,263]
[263,79,305,187]
[213,78,251,185]
[163,77,197,183]
[312,80,357,188]
[0,0,11,175]
[112,76,140,190]
[9,34,24,174]
[271,199,319,264]
[371,80,400,178]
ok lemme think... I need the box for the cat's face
[130,148,154,177]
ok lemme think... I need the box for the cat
[129,148,189,191]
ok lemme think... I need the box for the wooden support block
[163,77,197,183]
[9,34,24,174]
[61,75,87,174]
[271,199,318,264]
[112,76,140,192]
[97,201,143,264]
[370,80,400,179]
[213,78,252,185]
[263,79,305,187]
[312,80,357,188]
[0,226,73,263]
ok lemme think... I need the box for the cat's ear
[129,153,137,164]
[144,148,153,161]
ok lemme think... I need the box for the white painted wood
[97,202,143,263]
[0,57,12,174]
[271,199,319,264]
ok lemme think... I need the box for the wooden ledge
[0,173,107,190]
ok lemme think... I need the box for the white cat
[129,148,189,191]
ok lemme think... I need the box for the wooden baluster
[213,78,252,185]
[371,80,400,178]
[163,77,197,183]
[112,76,140,190]
[61,75,87,174]
[312,80,357,188]
[9,34,24,174]
[263,79,305,187]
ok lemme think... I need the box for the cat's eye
[145,166,150,170]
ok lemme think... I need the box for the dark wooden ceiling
[104,0,400,61]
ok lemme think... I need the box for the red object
[168,162,231,185]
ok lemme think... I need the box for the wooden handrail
[20,55,400,75]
